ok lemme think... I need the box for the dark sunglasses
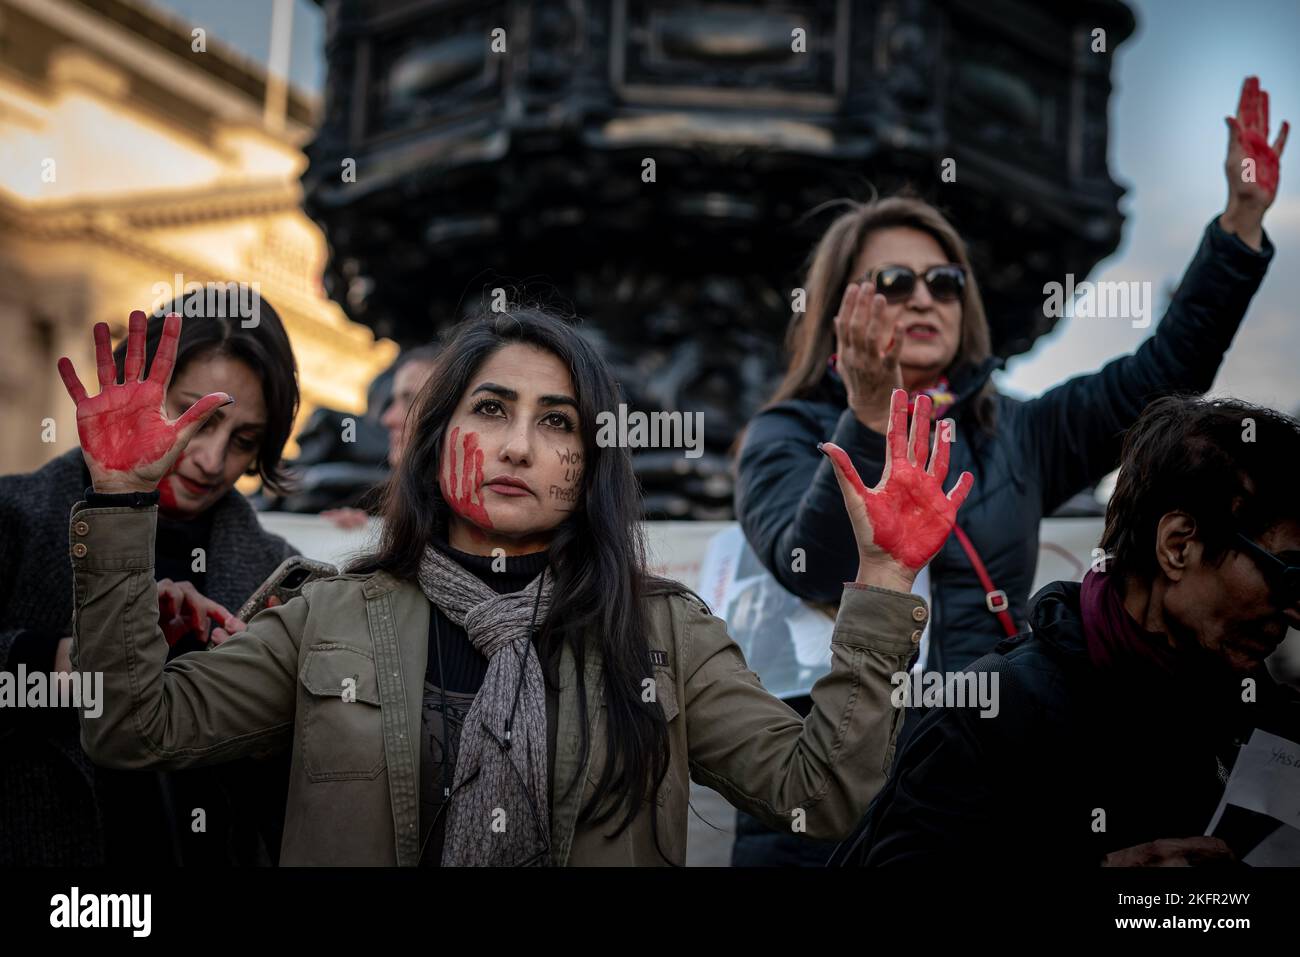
[1235,532,1300,608]
[863,264,967,303]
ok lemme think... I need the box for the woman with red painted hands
[733,75,1285,866]
[63,304,971,866]
[0,289,299,866]
[738,74,1286,679]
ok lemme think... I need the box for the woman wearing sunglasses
[732,75,1287,865]
[60,304,973,866]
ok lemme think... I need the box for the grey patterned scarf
[416,544,553,867]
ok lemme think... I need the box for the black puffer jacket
[736,217,1272,672]
[832,579,1300,865]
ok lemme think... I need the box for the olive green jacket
[70,504,926,866]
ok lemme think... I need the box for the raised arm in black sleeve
[1021,217,1272,515]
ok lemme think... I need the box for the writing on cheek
[556,448,583,484]
[548,482,581,507]
[551,447,582,511]
[441,427,493,529]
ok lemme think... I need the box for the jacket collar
[1009,579,1090,661]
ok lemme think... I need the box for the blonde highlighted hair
[768,195,997,431]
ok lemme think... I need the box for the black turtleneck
[425,536,552,693]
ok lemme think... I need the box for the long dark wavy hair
[351,304,679,848]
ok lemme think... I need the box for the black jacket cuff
[83,487,161,509]
[1207,214,1274,264]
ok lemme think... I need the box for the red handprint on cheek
[157,451,184,513]
[441,426,493,529]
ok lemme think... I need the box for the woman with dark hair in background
[732,74,1287,865]
[322,343,440,529]
[0,289,300,865]
[62,304,972,865]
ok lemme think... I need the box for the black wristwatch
[83,487,161,509]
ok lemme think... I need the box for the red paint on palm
[863,462,961,569]
[64,348,175,473]
[441,426,493,529]
[1231,76,1288,196]
[57,313,230,489]
[822,391,973,570]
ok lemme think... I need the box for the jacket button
[73,521,90,536]
[71,543,88,558]
[909,629,923,643]
[911,605,928,623]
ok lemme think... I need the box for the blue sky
[148,0,326,92]
[995,0,1300,416]
[148,0,1299,413]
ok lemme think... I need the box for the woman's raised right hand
[833,281,904,434]
[821,389,973,592]
[58,311,232,495]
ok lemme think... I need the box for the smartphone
[235,556,339,624]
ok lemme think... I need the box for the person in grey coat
[0,290,300,865]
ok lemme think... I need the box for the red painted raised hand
[57,311,232,494]
[821,389,973,588]
[1226,75,1288,202]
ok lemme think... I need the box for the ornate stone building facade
[0,0,396,476]
[303,0,1135,518]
